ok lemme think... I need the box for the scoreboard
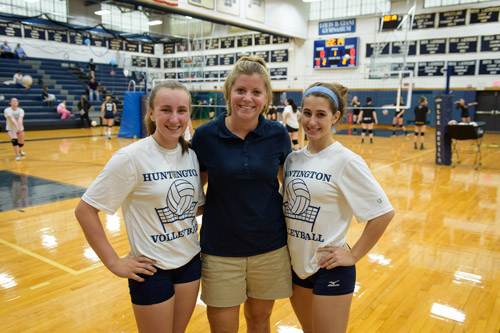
[382,14,402,31]
[313,37,359,69]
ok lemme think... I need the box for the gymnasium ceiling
[82,0,266,41]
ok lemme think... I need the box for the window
[0,0,68,22]
[100,4,149,34]
[309,0,390,20]
[424,0,496,8]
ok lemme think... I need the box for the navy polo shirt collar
[217,112,266,139]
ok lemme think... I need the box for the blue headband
[303,86,339,108]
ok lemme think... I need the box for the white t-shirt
[283,105,300,129]
[282,141,393,279]
[4,107,24,131]
[13,73,23,82]
[82,136,205,270]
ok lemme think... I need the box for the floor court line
[0,133,120,144]
[0,238,78,275]
[372,149,435,173]
[30,281,51,290]
[0,238,104,275]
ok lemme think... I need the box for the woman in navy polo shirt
[191,56,292,332]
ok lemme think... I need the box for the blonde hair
[223,55,272,116]
[144,80,192,154]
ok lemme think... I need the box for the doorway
[476,90,500,132]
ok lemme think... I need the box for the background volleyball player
[3,97,26,161]
[357,97,377,144]
[101,96,117,139]
[454,98,477,123]
[383,96,408,137]
[350,96,361,133]
[414,96,431,150]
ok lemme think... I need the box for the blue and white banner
[319,19,355,35]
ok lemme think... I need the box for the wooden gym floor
[0,122,499,332]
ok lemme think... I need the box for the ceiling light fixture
[95,9,111,16]
[147,20,163,26]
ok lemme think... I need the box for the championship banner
[188,0,214,9]
[218,0,239,16]
[135,0,178,7]
[434,95,452,165]
[246,0,264,22]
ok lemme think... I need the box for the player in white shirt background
[3,97,26,161]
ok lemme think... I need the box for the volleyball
[286,179,310,215]
[22,75,33,87]
[382,109,389,115]
[91,120,97,127]
[167,179,195,215]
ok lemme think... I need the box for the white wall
[4,0,499,91]
[301,0,500,90]
[174,0,309,39]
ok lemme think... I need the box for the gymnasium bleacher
[0,57,128,131]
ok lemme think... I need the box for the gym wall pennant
[137,0,179,7]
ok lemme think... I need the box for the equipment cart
[446,121,485,170]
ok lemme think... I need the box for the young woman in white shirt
[282,82,395,333]
[75,80,205,332]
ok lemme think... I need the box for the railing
[127,80,136,92]
[127,79,146,92]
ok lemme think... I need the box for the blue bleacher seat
[0,57,126,130]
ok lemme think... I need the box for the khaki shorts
[201,246,292,307]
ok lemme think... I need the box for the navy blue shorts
[104,111,114,119]
[286,125,299,133]
[292,265,356,296]
[128,253,201,305]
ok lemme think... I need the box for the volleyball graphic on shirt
[286,179,311,215]
[167,179,195,215]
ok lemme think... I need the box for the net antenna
[370,0,417,110]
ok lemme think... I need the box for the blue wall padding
[118,92,146,138]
